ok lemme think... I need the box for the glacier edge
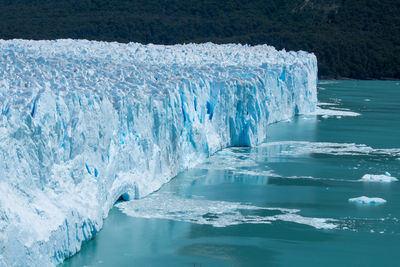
[0,39,317,266]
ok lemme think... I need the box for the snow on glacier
[0,39,317,266]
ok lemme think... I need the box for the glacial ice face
[0,39,317,266]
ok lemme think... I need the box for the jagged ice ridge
[0,39,317,266]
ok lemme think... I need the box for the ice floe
[260,141,400,157]
[310,107,360,117]
[116,194,337,229]
[359,173,398,183]
[348,196,387,205]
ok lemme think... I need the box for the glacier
[0,39,317,266]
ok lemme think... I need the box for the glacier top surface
[0,39,316,112]
[0,39,312,67]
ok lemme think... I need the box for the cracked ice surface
[0,39,317,266]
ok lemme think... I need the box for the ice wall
[0,39,317,266]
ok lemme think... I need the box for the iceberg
[0,39,317,266]
[348,196,387,205]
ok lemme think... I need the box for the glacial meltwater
[63,80,400,266]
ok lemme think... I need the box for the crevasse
[0,39,317,266]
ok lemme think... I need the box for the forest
[0,0,399,79]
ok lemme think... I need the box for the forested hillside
[0,0,399,79]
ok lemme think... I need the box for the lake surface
[63,80,400,267]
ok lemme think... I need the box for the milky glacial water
[63,80,400,266]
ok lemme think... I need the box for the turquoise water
[63,81,400,267]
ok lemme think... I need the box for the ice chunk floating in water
[349,196,387,205]
[0,39,317,266]
[359,174,398,183]
[116,194,337,229]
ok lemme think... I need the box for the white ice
[317,102,339,106]
[348,196,387,205]
[116,194,337,229]
[310,107,360,117]
[260,141,400,157]
[359,174,398,183]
